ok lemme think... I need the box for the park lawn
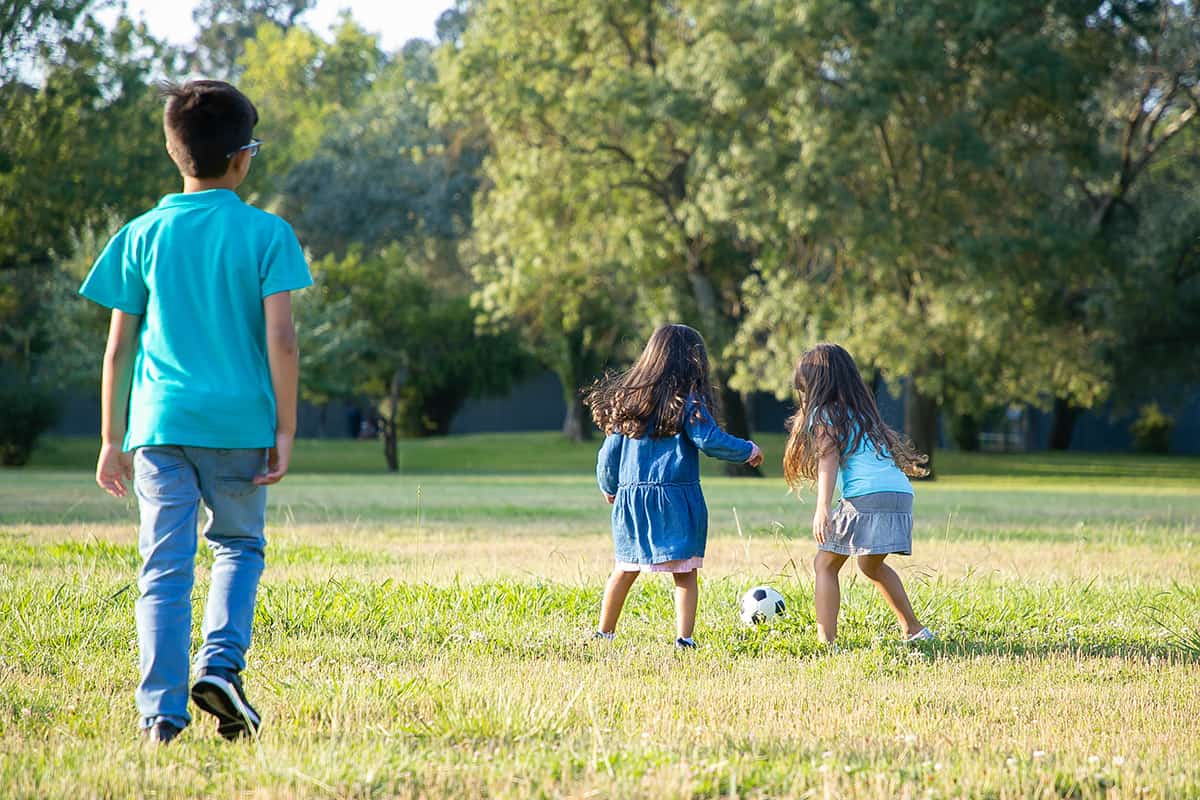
[2,436,1199,798]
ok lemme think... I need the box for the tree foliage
[0,0,95,83]
[237,15,386,199]
[189,0,313,79]
[2,0,1198,468]
[308,245,527,469]
[441,0,785,453]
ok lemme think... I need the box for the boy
[80,80,311,744]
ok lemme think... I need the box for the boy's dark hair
[160,80,258,179]
[583,324,720,439]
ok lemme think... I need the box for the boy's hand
[746,443,764,468]
[812,506,831,544]
[254,432,294,486]
[604,493,616,504]
[96,443,133,498]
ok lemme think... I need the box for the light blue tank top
[810,409,913,498]
[838,424,913,498]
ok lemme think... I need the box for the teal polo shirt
[80,189,312,451]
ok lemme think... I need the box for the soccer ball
[739,586,786,625]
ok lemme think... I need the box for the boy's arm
[812,429,839,544]
[255,291,299,485]
[96,310,141,498]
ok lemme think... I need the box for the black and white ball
[739,586,786,625]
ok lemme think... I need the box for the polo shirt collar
[158,189,242,208]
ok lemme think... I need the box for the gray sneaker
[905,627,936,643]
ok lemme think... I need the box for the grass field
[3,435,1200,798]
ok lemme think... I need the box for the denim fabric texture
[133,445,267,730]
[597,399,754,565]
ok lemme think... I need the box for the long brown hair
[584,324,719,438]
[782,343,928,488]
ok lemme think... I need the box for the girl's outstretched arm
[597,433,623,500]
[684,400,756,463]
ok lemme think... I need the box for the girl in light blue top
[585,324,763,649]
[782,343,934,645]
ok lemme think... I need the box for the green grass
[3,435,1200,798]
[26,432,1200,482]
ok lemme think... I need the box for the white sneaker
[905,627,936,643]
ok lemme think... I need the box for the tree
[721,0,1158,473]
[0,0,95,83]
[309,246,527,471]
[1,12,176,386]
[1,14,176,273]
[441,0,785,466]
[279,41,479,261]
[189,0,313,79]
[282,36,527,466]
[1045,0,1200,448]
[237,15,386,200]
[469,146,637,440]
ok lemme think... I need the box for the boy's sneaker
[591,631,616,642]
[905,627,936,643]
[674,637,697,650]
[190,669,261,740]
[142,719,183,745]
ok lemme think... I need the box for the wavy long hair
[782,343,928,488]
[584,324,718,439]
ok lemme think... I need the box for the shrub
[1130,403,1174,454]
[0,383,61,466]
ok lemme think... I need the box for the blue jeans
[133,446,267,730]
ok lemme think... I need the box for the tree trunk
[682,254,758,477]
[558,333,594,442]
[904,384,938,480]
[1048,397,1078,451]
[381,369,402,472]
[562,383,590,442]
[719,382,760,478]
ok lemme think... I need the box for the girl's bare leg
[672,569,699,639]
[814,550,849,643]
[856,555,922,636]
[598,568,640,634]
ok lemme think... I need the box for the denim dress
[596,399,755,565]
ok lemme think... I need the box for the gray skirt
[820,492,913,556]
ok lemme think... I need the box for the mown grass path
[2,436,1199,797]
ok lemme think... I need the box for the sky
[110,0,454,52]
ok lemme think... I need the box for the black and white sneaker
[674,637,697,650]
[190,670,261,740]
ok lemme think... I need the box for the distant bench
[978,431,1026,452]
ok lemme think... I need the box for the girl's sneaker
[905,627,936,643]
[591,630,615,642]
[674,637,697,650]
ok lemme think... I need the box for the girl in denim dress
[584,324,763,649]
[782,343,935,645]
